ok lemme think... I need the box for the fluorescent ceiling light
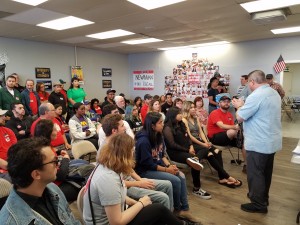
[37,16,94,30]
[158,41,230,51]
[240,0,300,13]
[12,0,48,6]
[271,26,300,34]
[87,29,135,39]
[127,0,186,10]
[122,38,162,45]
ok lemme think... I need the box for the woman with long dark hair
[135,112,201,224]
[36,82,49,103]
[66,77,86,121]
[182,101,242,188]
[163,107,212,199]
[83,133,197,225]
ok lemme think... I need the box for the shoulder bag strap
[88,163,99,225]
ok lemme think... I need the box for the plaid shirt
[269,81,285,99]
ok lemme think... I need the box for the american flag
[273,55,286,73]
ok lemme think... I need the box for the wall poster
[133,70,154,90]
[71,66,84,84]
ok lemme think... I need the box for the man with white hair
[114,95,126,115]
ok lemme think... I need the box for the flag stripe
[273,55,286,73]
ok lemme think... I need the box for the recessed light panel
[240,0,300,13]
[87,29,135,39]
[37,16,94,30]
[12,0,48,6]
[127,0,186,10]
[271,26,300,34]
[122,38,162,45]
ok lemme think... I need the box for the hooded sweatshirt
[135,130,166,174]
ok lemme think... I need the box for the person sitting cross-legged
[162,107,212,200]
[182,101,242,188]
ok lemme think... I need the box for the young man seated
[207,96,239,146]
[0,137,81,224]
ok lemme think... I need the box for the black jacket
[5,115,33,140]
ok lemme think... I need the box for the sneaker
[192,188,211,200]
[187,157,204,171]
[241,203,268,213]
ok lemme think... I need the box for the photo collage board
[165,53,230,101]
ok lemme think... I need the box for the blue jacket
[0,183,81,225]
[135,131,166,174]
[21,89,41,116]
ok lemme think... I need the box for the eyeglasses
[40,156,61,167]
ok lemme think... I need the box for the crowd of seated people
[0,72,256,224]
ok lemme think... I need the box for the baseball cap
[106,89,116,94]
[53,81,62,87]
[144,94,153,100]
[84,100,90,105]
[0,109,8,116]
[266,74,273,79]
[219,96,231,101]
[59,79,66,84]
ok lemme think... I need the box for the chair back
[0,178,12,198]
[77,186,86,222]
[72,141,97,161]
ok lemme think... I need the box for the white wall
[0,37,129,102]
[2,35,300,102]
[128,36,300,100]
[283,63,300,96]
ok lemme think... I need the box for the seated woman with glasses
[182,101,242,188]
[83,133,198,225]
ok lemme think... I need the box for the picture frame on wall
[102,68,112,77]
[35,67,51,78]
[102,80,112,88]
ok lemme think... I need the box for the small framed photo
[102,80,112,88]
[35,67,51,78]
[36,80,52,91]
[102,68,112,77]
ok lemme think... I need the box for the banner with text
[133,70,154,90]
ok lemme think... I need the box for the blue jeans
[139,170,189,211]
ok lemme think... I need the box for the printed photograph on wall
[35,67,51,79]
[102,80,112,88]
[36,80,52,91]
[102,68,112,77]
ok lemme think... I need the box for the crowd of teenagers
[0,69,283,224]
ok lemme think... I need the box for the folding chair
[72,141,97,162]
[76,186,86,223]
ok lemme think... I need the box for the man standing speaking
[232,70,282,214]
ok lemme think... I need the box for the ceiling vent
[251,9,287,25]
